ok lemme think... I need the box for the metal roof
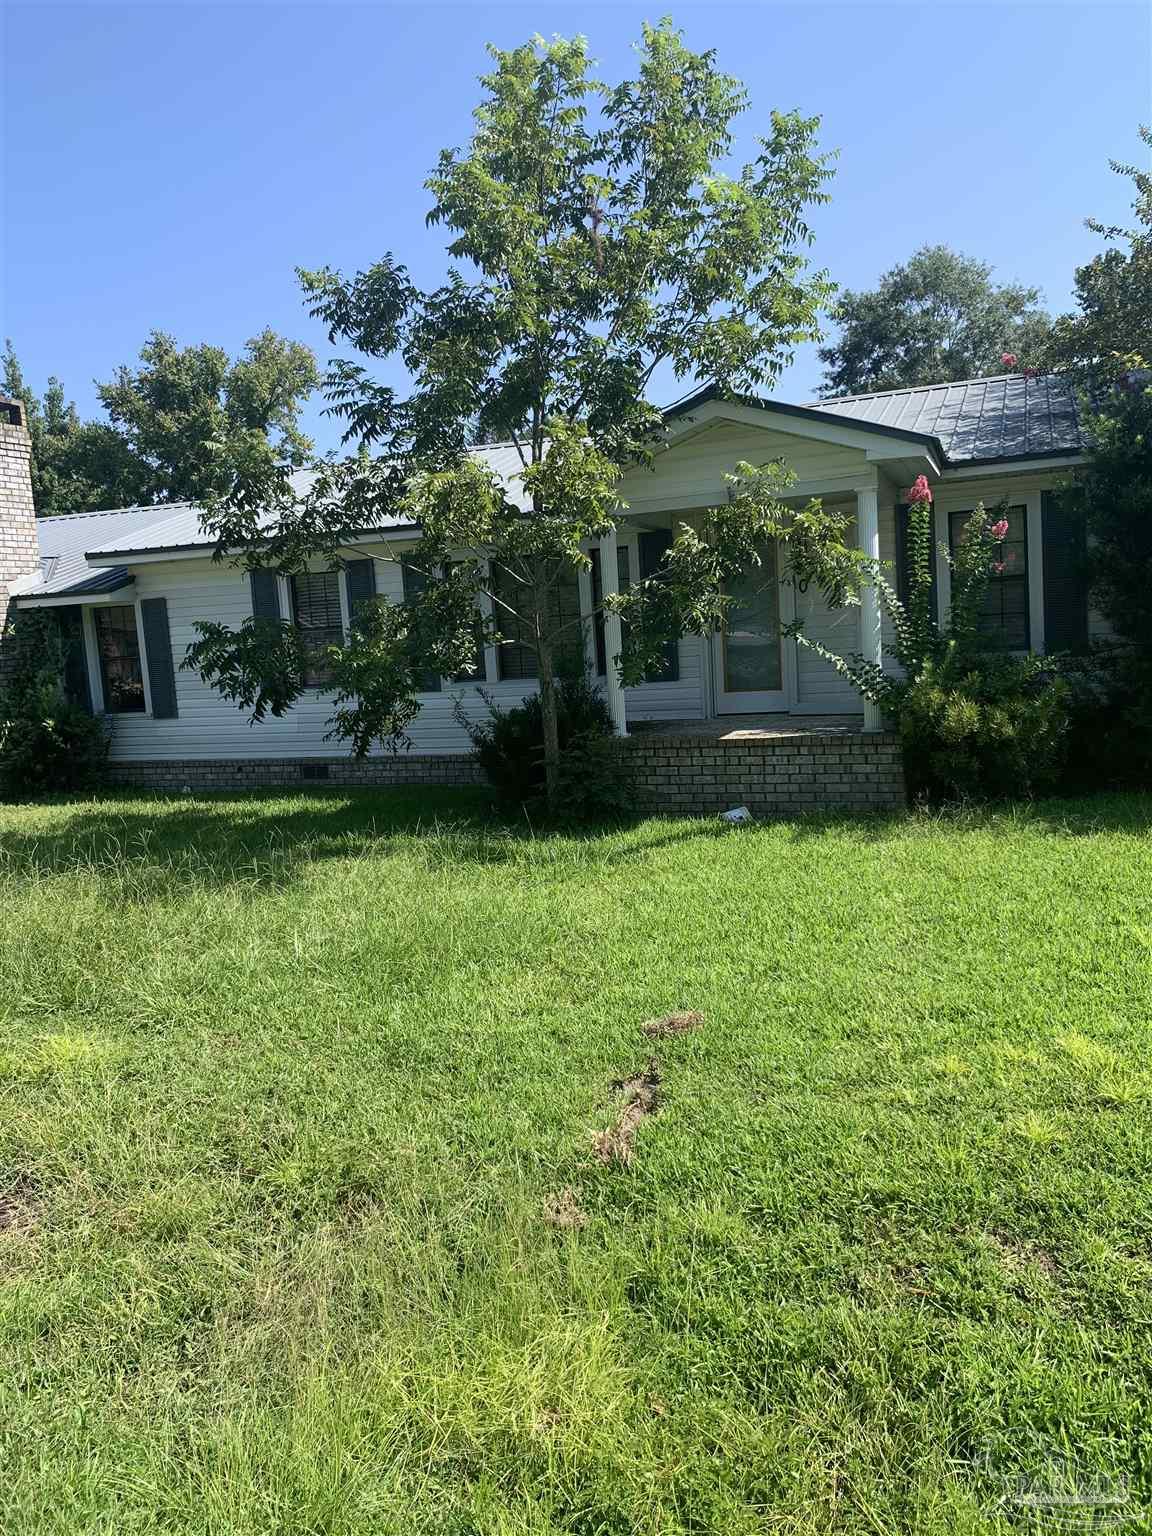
[13,503,188,601]
[811,373,1084,465]
[17,379,1084,596]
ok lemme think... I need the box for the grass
[1,788,1152,1533]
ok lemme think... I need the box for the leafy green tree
[1039,126,1152,384]
[97,329,318,505]
[818,245,1052,396]
[1042,131,1152,782]
[3,332,317,515]
[3,342,150,514]
[192,22,856,808]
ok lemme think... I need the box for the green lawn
[2,790,1152,1534]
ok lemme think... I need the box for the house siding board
[87,449,1084,762]
[618,422,867,509]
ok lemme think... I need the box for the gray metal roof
[17,380,1083,596]
[13,502,189,601]
[812,373,1083,464]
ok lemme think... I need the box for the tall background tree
[1040,130,1152,784]
[818,245,1052,395]
[192,22,856,807]
[3,331,317,516]
[1039,125,1152,381]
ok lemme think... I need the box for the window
[290,570,344,687]
[93,604,145,713]
[949,504,1029,650]
[449,560,487,684]
[492,560,583,681]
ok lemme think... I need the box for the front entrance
[712,541,790,713]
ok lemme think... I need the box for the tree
[3,342,151,514]
[97,329,318,505]
[1042,129,1152,775]
[817,245,1052,396]
[192,22,858,809]
[3,332,317,515]
[1038,126,1152,383]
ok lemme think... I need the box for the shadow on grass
[0,785,733,896]
[0,785,1148,899]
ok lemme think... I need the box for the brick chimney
[0,398,39,638]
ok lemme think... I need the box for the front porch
[622,712,903,817]
[630,713,867,740]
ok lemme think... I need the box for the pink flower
[1001,352,1018,369]
[990,518,1010,541]
[1022,366,1039,380]
[905,474,933,505]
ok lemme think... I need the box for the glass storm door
[713,541,788,712]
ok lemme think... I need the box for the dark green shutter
[344,558,377,629]
[140,597,178,718]
[249,568,282,621]
[894,502,939,622]
[401,559,441,692]
[1041,490,1089,654]
[55,607,92,713]
[638,529,679,682]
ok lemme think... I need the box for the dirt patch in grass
[984,1228,1061,1283]
[640,1011,704,1040]
[594,1060,661,1168]
[0,1175,41,1238]
[543,1187,587,1230]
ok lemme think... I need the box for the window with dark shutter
[93,604,146,713]
[290,570,344,687]
[491,561,583,682]
[1041,490,1089,654]
[636,529,680,682]
[949,505,1029,650]
[400,558,443,692]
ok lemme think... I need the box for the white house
[0,374,1091,810]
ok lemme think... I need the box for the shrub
[793,480,1073,803]
[0,613,110,798]
[458,673,635,819]
[898,655,1070,802]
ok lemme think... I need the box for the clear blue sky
[3,2,1149,454]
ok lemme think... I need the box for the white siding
[95,438,1088,761]
[619,421,868,512]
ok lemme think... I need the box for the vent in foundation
[300,763,331,782]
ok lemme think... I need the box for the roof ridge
[37,501,193,523]
[815,371,1049,406]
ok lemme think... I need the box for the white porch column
[598,526,628,736]
[856,480,884,732]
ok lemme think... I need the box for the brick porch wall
[622,730,905,815]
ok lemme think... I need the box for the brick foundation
[622,729,905,815]
[107,755,486,792]
[109,731,905,815]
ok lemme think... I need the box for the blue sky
[3,2,1148,455]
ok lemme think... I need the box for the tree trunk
[537,638,561,814]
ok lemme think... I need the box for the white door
[713,541,790,713]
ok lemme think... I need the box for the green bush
[0,613,110,798]
[897,655,1071,802]
[458,674,635,819]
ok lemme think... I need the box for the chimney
[0,398,39,638]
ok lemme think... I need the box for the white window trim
[934,492,1044,655]
[84,598,152,716]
